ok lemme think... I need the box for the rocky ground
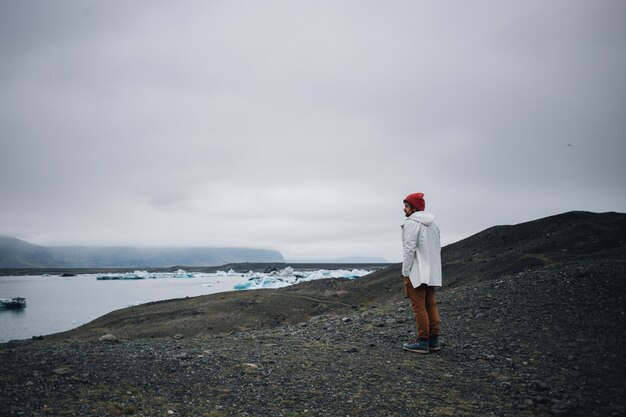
[1,259,624,417]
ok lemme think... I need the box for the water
[0,268,371,343]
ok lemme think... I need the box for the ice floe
[216,269,238,276]
[96,269,195,280]
[232,268,372,291]
[0,297,26,309]
[94,267,372,291]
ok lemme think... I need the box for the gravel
[1,259,624,416]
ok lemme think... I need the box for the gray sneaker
[403,339,429,354]
[428,336,441,352]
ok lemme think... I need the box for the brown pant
[404,277,440,341]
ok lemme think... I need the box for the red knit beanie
[404,193,425,211]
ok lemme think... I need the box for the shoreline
[0,265,387,344]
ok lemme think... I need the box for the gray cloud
[1,0,625,261]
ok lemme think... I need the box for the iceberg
[303,270,331,281]
[96,270,150,280]
[0,297,26,310]
[97,274,145,280]
[233,267,371,291]
[216,269,238,277]
[174,269,194,278]
[97,270,196,280]
[233,281,252,290]
[92,266,372,290]
[234,276,289,290]
[279,266,294,277]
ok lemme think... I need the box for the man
[401,192,442,353]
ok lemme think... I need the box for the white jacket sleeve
[402,220,420,277]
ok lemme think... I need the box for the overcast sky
[1,1,624,262]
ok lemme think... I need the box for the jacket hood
[407,211,435,225]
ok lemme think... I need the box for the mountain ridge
[0,237,285,268]
[441,210,625,287]
[0,236,60,268]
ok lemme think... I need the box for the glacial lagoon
[0,267,371,343]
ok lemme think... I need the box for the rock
[173,334,184,340]
[550,403,569,415]
[99,333,117,342]
[342,317,352,323]
[52,367,73,376]
[173,353,189,360]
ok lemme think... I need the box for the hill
[441,210,625,286]
[0,238,285,268]
[0,236,60,268]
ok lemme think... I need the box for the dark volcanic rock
[1,259,624,416]
[442,211,626,287]
[1,211,624,416]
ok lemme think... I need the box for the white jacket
[401,211,442,287]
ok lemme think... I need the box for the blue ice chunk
[174,269,194,278]
[234,282,252,290]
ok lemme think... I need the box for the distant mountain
[47,247,285,268]
[0,237,60,268]
[0,238,284,268]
